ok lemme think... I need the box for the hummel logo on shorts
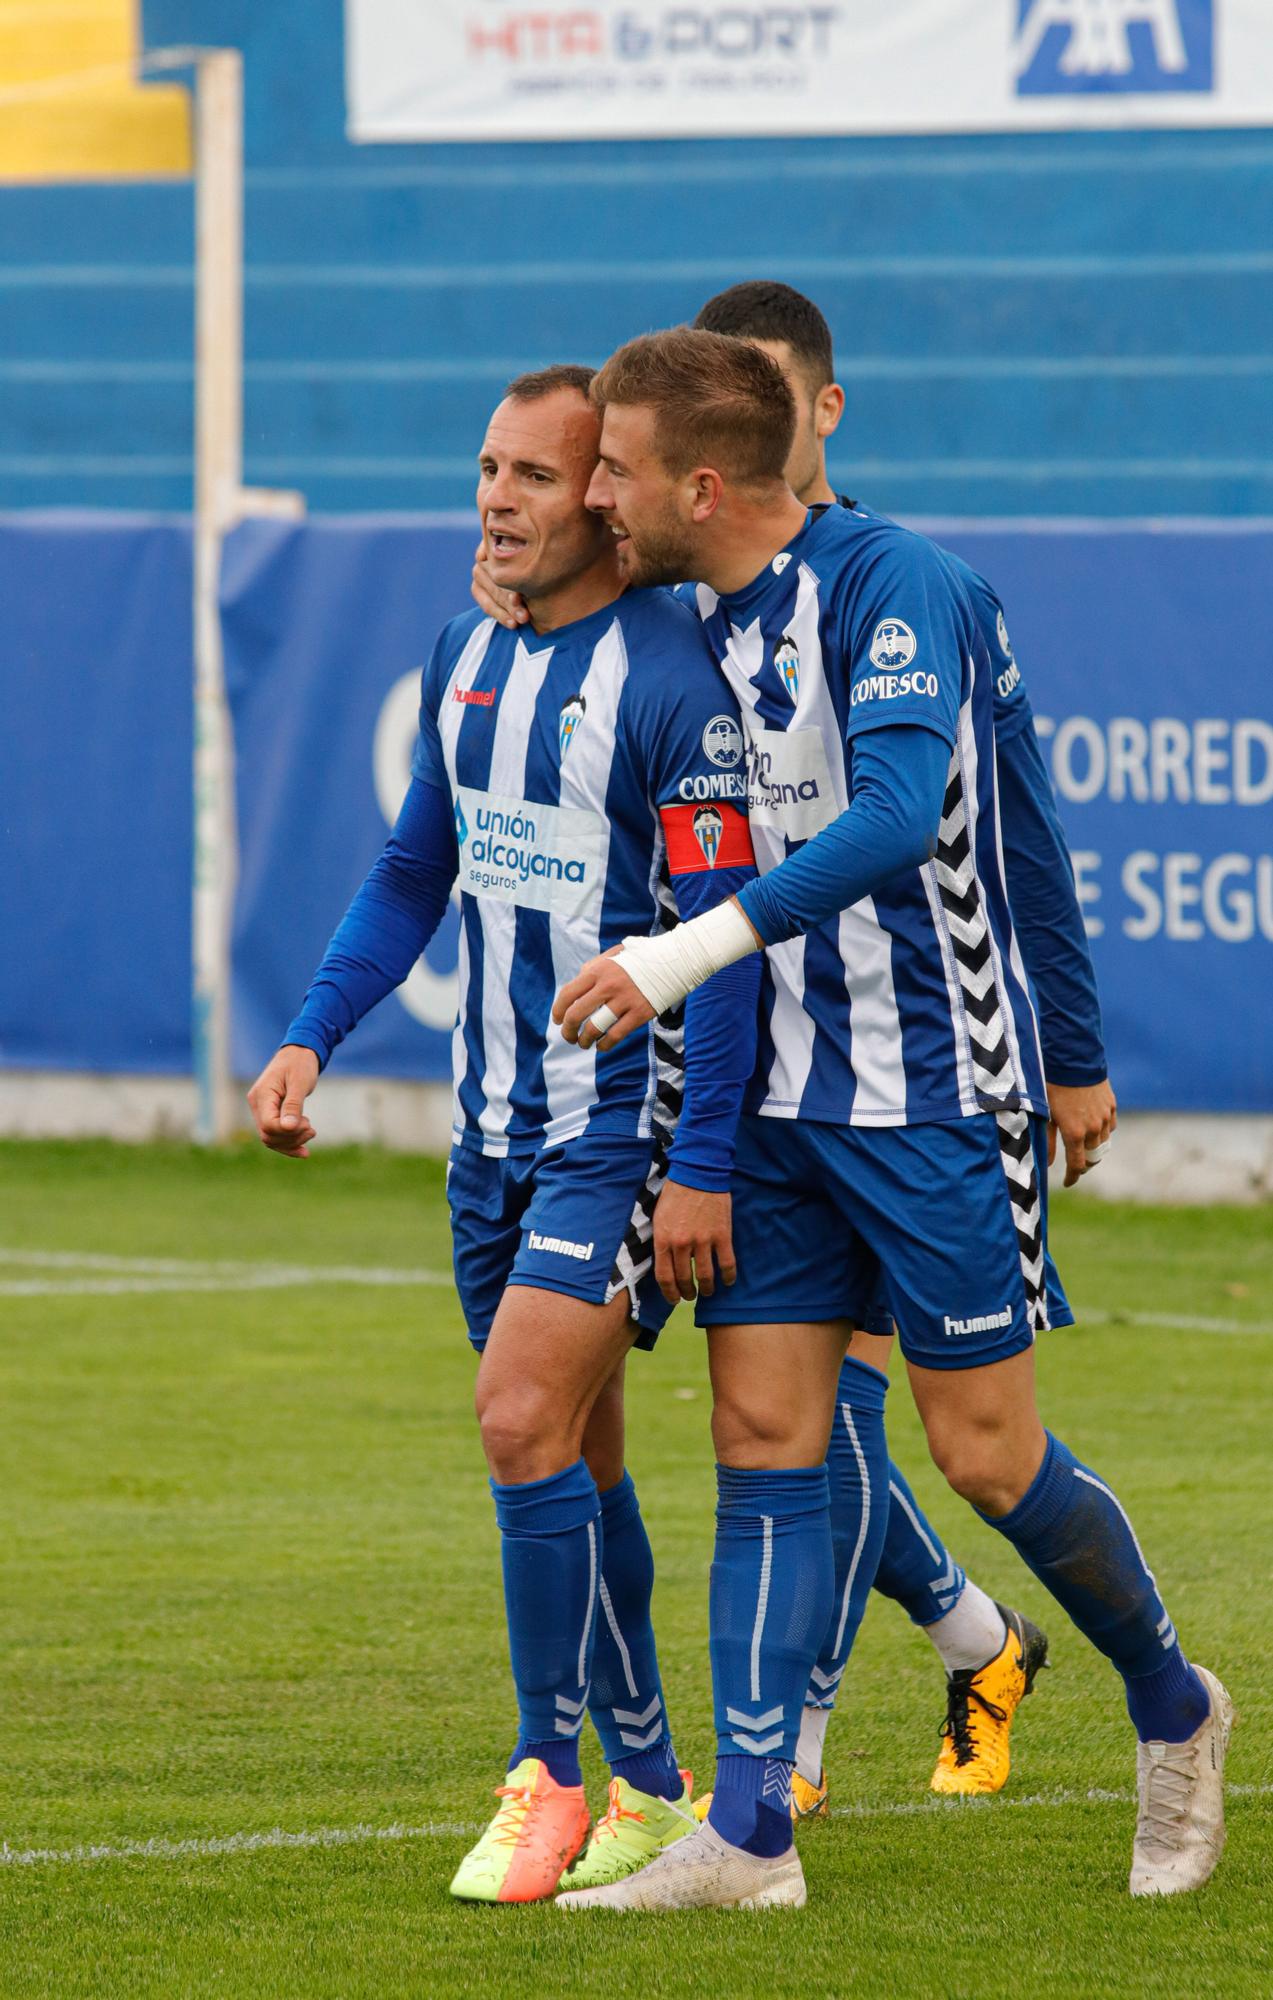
[528,1230,594,1262]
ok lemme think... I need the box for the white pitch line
[0,1248,451,1296]
[5,1784,1271,1870]
[1075,1306,1273,1337]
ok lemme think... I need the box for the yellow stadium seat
[0,0,191,181]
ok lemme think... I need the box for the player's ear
[688,467,723,522]
[815,382,845,442]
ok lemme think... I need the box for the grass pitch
[0,1138,1270,1998]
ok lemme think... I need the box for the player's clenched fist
[553,953,654,1052]
[247,1044,321,1157]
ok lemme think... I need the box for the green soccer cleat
[559,1772,696,1891]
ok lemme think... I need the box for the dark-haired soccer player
[247,365,761,1904]
[555,329,1228,1910]
[689,279,1117,1808]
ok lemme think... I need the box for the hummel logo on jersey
[702,713,743,768]
[775,634,800,704]
[692,805,723,867]
[559,693,586,758]
[944,1304,1012,1338]
[453,686,496,707]
[869,618,917,670]
[528,1229,594,1262]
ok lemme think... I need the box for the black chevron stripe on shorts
[995,1107,1049,1333]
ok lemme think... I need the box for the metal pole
[192,49,243,1144]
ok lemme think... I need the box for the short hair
[505,362,596,401]
[590,327,795,485]
[693,281,835,392]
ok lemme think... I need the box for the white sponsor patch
[746,727,837,841]
[454,786,606,917]
[702,713,743,767]
[869,617,918,670]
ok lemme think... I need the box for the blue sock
[492,1458,600,1788]
[872,1459,967,1627]
[982,1432,1210,1743]
[807,1358,891,1710]
[708,1464,833,1858]
[588,1470,681,1802]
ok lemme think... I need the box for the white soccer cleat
[1129,1664,1233,1897]
[556,1817,806,1912]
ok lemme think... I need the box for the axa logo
[1014,0,1213,97]
[559,693,586,759]
[944,1304,1012,1338]
[693,805,723,867]
[774,634,800,704]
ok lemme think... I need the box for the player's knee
[711,1391,808,1469]
[476,1378,568,1484]
[924,1417,1025,1517]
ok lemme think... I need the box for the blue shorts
[696,1109,1072,1371]
[446,1128,675,1352]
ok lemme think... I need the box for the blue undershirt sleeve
[739,724,949,948]
[664,864,761,1194]
[284,777,458,1069]
[995,713,1107,1087]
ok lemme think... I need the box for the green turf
[0,1139,1269,1997]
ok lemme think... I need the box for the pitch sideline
[4,1784,1271,1870]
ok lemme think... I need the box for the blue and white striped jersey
[412,590,752,1157]
[694,505,1047,1128]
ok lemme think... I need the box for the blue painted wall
[0,0,1269,514]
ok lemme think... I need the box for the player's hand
[653,1181,736,1304]
[1046,1077,1117,1188]
[472,539,529,628]
[553,956,654,1051]
[246,1044,321,1158]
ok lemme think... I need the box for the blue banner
[3,514,1269,1111]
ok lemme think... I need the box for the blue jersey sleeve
[410,625,462,791]
[842,534,967,748]
[996,709,1108,1088]
[739,724,948,948]
[620,601,759,1191]
[284,777,458,1068]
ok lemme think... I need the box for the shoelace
[592,1779,648,1844]
[1137,1741,1201,1852]
[940,1674,1008,1767]
[489,1781,543,1849]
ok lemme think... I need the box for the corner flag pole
[192,48,302,1144]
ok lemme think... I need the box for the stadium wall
[2,512,1269,1199]
[2,1,1271,515]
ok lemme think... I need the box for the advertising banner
[2,514,1269,1111]
[346,0,1273,144]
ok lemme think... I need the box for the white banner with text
[347,1,1273,144]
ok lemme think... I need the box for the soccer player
[554,330,1230,1909]
[472,283,1112,1808]
[246,365,762,1903]
[689,280,1117,1807]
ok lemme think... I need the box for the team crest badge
[693,805,724,868]
[775,634,800,704]
[559,693,586,759]
[869,618,917,670]
[454,798,468,847]
[702,713,743,768]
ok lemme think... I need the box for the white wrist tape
[610,899,759,1016]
